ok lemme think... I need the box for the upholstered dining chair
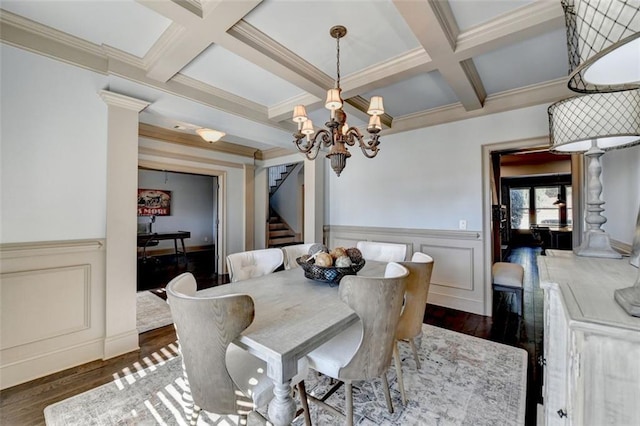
[281,243,315,270]
[356,241,407,262]
[393,251,435,405]
[225,248,284,282]
[166,272,311,426]
[306,262,409,426]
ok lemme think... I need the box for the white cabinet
[538,250,640,426]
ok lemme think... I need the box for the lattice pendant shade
[548,89,640,152]
[562,0,640,93]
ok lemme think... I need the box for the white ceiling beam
[394,0,484,111]
[455,0,565,59]
[143,0,262,82]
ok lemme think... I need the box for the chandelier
[291,25,384,177]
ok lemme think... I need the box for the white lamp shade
[301,119,315,135]
[292,105,308,123]
[548,89,640,153]
[325,89,342,110]
[367,96,384,115]
[367,115,381,131]
[196,128,226,143]
[563,0,640,92]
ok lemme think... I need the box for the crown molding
[139,146,243,169]
[258,147,298,161]
[228,19,332,98]
[172,73,266,115]
[142,23,185,69]
[139,123,260,158]
[1,10,103,57]
[99,90,150,111]
[389,78,572,135]
[455,0,564,58]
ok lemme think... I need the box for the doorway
[136,167,223,292]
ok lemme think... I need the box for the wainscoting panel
[0,239,106,390]
[326,225,486,315]
[1,265,90,349]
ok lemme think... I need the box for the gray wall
[138,169,216,251]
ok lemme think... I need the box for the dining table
[197,260,387,426]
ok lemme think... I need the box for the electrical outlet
[459,220,467,230]
[203,236,209,242]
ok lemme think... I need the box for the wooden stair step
[270,230,295,238]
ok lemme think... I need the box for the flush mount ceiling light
[291,25,384,177]
[196,128,225,143]
[562,0,640,93]
[548,89,640,259]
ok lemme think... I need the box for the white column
[304,157,325,244]
[244,164,256,251]
[99,90,149,359]
[253,164,268,249]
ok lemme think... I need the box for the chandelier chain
[335,35,340,89]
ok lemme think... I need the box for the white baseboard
[103,330,140,359]
[1,338,103,390]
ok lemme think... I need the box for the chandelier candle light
[292,26,384,177]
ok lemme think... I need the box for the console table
[538,250,640,425]
[137,231,190,263]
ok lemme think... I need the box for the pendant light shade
[548,89,640,153]
[562,0,640,93]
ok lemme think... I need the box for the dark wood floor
[0,247,544,426]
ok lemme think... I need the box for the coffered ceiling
[0,0,575,154]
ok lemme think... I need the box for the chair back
[166,272,255,415]
[356,241,407,262]
[281,243,315,270]
[226,248,284,282]
[337,262,408,380]
[397,252,434,341]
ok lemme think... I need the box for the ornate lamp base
[614,274,640,317]
[575,229,622,259]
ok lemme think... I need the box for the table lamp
[548,89,640,259]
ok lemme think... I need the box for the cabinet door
[575,332,640,426]
[543,286,570,425]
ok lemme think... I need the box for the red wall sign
[138,189,171,216]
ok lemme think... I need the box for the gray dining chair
[281,243,315,270]
[393,251,435,405]
[166,272,311,425]
[225,248,284,282]
[356,241,407,262]
[305,262,409,426]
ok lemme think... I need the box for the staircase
[268,209,300,247]
[268,163,302,247]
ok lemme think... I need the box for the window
[536,186,560,225]
[508,184,572,229]
[510,188,530,230]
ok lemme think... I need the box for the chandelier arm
[293,129,332,160]
[343,128,380,158]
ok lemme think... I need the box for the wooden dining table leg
[267,380,297,426]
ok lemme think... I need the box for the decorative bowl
[296,256,366,285]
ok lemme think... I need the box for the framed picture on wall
[138,189,171,216]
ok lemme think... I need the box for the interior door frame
[138,159,227,275]
[481,135,584,315]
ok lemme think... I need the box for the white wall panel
[327,225,485,314]
[1,265,90,349]
[0,240,105,389]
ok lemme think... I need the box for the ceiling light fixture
[548,89,640,259]
[562,0,640,93]
[291,25,384,177]
[196,128,225,143]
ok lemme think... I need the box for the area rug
[44,324,527,426]
[136,290,173,334]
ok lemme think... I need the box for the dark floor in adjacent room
[0,246,544,426]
